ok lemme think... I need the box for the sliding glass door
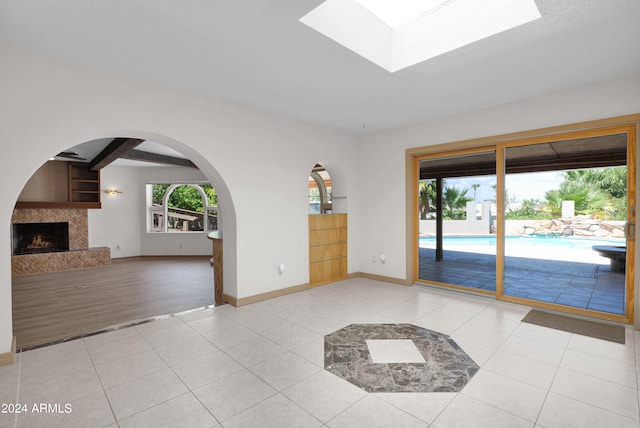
[413,122,636,323]
[499,127,635,322]
[417,149,497,294]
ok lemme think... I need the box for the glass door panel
[502,133,631,318]
[417,151,497,293]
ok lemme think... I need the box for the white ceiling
[1,0,639,137]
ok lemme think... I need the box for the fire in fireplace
[12,222,70,255]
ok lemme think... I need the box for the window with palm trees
[148,183,218,233]
[419,179,474,220]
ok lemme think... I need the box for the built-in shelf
[15,161,101,209]
[69,162,100,205]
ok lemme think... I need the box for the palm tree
[544,179,607,217]
[418,181,436,220]
[471,183,480,200]
[442,186,473,219]
[548,167,627,219]
[564,168,626,198]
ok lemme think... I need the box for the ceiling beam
[89,138,145,171]
[119,149,198,168]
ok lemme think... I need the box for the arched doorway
[10,136,237,349]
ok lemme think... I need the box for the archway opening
[10,136,235,350]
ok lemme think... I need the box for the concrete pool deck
[419,248,625,315]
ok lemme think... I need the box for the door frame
[406,114,640,325]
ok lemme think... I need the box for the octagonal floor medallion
[324,324,479,393]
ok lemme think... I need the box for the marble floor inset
[324,324,479,393]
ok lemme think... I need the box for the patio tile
[420,248,625,316]
[556,294,591,307]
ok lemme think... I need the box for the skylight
[354,0,451,30]
[300,0,541,73]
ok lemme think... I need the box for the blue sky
[447,171,565,203]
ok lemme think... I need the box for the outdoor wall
[357,74,640,297]
[420,220,492,236]
[419,201,494,235]
[0,43,360,356]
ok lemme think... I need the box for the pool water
[419,235,625,264]
[419,235,625,249]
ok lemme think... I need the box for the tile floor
[1,277,639,427]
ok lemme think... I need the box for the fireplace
[12,222,70,255]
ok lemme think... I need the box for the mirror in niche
[309,164,332,214]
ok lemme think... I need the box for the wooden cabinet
[16,161,101,209]
[309,214,347,287]
[68,162,100,205]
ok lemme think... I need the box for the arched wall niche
[309,160,348,214]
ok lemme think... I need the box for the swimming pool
[419,235,625,249]
[419,235,626,263]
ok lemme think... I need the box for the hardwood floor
[12,257,214,350]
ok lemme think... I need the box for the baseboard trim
[0,337,16,367]
[221,273,409,308]
[223,283,311,307]
[112,255,210,261]
[353,272,411,286]
[222,293,237,306]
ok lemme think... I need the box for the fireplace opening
[12,222,70,255]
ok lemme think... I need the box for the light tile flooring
[1,277,639,427]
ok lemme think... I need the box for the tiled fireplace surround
[11,208,110,275]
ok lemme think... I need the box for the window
[147,183,218,233]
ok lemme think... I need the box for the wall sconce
[104,189,123,196]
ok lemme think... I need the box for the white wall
[89,166,141,257]
[0,43,360,354]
